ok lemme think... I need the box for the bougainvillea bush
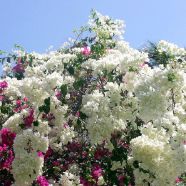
[0,10,186,186]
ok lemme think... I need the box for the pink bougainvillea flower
[53,160,60,166]
[23,97,28,102]
[36,176,49,186]
[63,123,69,128]
[75,111,80,117]
[0,81,8,89]
[0,128,16,147]
[81,46,91,56]
[118,175,125,186]
[55,90,62,100]
[16,99,22,107]
[140,62,146,68]
[44,147,53,160]
[12,63,25,73]
[17,57,22,64]
[94,147,110,160]
[37,151,44,158]
[66,141,81,152]
[82,151,88,158]
[13,98,29,113]
[0,95,5,101]
[175,177,182,183]
[23,109,34,127]
[80,177,92,186]
[91,164,102,181]
[42,113,55,122]
[0,144,14,170]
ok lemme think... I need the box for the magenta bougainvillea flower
[0,81,8,89]
[91,164,102,181]
[81,46,91,56]
[0,144,14,170]
[23,109,34,127]
[12,63,25,73]
[36,176,49,186]
[0,128,16,147]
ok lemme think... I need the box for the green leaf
[14,44,25,51]
[0,50,6,55]
[38,106,44,113]
[77,119,81,125]
[67,66,74,75]
[19,123,25,129]
[33,120,39,126]
[129,66,138,72]
[39,97,50,114]
[44,97,50,106]
[167,72,176,82]
[73,78,85,90]
[60,84,68,97]
[1,105,12,114]
[6,57,11,63]
[79,111,87,120]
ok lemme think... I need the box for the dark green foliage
[60,84,68,97]
[33,120,39,127]
[167,72,176,82]
[147,42,175,66]
[39,97,50,114]
[73,78,86,90]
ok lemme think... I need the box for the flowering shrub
[0,10,186,186]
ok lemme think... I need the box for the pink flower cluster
[23,108,34,127]
[13,97,29,112]
[42,113,55,122]
[0,128,16,171]
[55,90,62,100]
[81,46,91,56]
[12,58,25,73]
[175,177,182,184]
[0,81,8,89]
[80,177,92,186]
[0,144,14,170]
[0,81,8,102]
[91,164,102,181]
[36,176,49,186]
[0,128,16,147]
[37,151,44,158]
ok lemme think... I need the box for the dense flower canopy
[0,10,186,186]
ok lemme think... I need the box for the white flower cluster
[129,64,186,185]
[81,82,138,149]
[58,170,82,186]
[157,40,186,57]
[88,10,125,40]
[82,41,148,76]
[1,50,77,185]
[1,10,186,185]
[12,130,48,186]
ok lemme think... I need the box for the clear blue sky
[1,0,186,53]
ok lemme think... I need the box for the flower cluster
[0,10,186,186]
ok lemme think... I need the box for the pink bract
[36,176,49,186]
[81,46,91,56]
[37,151,44,158]
[91,164,102,181]
[12,63,25,73]
[23,109,34,127]
[0,144,14,170]
[0,81,8,89]
[0,128,16,147]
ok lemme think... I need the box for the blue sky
[1,0,186,54]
